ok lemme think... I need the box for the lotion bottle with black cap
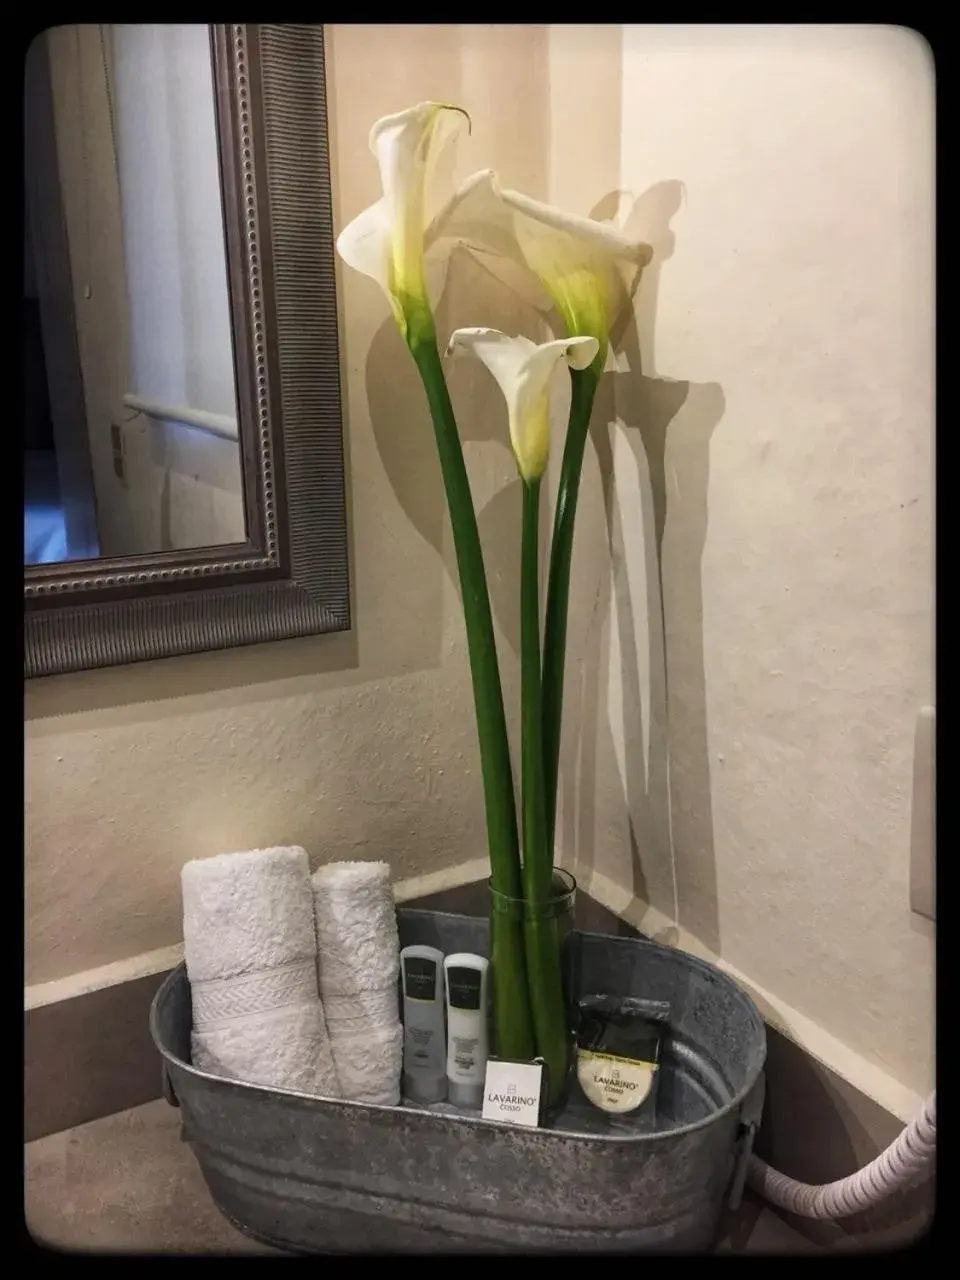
[443,953,489,1108]
[400,945,447,1103]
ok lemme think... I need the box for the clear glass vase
[488,869,578,1108]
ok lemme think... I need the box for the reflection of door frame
[24,32,99,560]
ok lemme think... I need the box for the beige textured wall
[26,25,934,1112]
[552,24,934,1104]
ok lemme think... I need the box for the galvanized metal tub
[150,908,766,1253]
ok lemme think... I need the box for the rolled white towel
[182,847,341,1099]
[312,861,401,995]
[312,861,402,1105]
[326,1024,404,1107]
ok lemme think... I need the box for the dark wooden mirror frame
[24,24,350,678]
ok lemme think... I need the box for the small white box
[481,1059,544,1128]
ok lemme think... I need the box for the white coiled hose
[747,1092,935,1219]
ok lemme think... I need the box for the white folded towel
[312,861,402,1105]
[318,1024,404,1108]
[181,846,341,1099]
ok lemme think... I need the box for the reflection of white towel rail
[123,393,238,441]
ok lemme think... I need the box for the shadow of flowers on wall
[560,180,726,955]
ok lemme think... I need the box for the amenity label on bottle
[403,955,438,1002]
[482,1060,544,1128]
[446,966,482,1010]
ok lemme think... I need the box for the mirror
[24,24,245,567]
[24,25,350,679]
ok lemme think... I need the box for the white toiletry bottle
[400,945,447,1104]
[443,953,489,1109]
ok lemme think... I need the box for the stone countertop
[25,1098,823,1255]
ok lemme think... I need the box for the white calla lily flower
[446,328,599,483]
[429,170,653,361]
[336,102,470,342]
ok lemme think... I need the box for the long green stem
[408,326,535,1063]
[521,479,550,904]
[520,477,569,1105]
[542,363,602,855]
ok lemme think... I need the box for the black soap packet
[572,995,671,1131]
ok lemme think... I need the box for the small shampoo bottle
[400,945,447,1104]
[443,953,489,1109]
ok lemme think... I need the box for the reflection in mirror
[23,23,246,568]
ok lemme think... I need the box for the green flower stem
[408,323,535,1063]
[542,362,602,856]
[521,478,550,904]
[521,477,569,1105]
[524,912,569,1107]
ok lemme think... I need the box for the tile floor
[25,1098,823,1255]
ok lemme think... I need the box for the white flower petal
[433,169,653,348]
[421,109,470,228]
[428,170,522,265]
[544,335,601,373]
[337,103,470,329]
[426,171,557,316]
[446,326,537,380]
[446,328,599,481]
[336,197,391,293]
[498,183,653,268]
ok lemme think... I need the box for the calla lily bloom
[430,170,653,363]
[446,328,599,483]
[336,101,470,343]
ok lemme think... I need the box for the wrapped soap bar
[574,995,670,1118]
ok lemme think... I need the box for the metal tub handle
[727,1070,766,1212]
